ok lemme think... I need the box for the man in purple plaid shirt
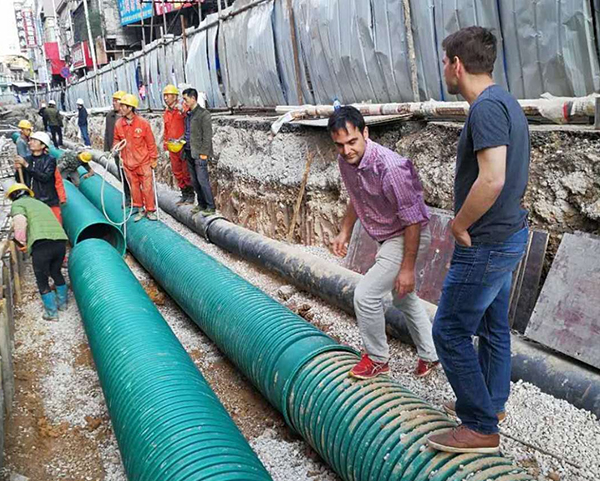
[329,106,439,380]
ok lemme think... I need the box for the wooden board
[509,230,548,334]
[526,232,600,370]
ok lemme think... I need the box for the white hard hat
[48,99,56,105]
[77,98,84,105]
[30,131,51,147]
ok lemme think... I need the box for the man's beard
[446,81,460,95]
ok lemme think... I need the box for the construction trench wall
[64,112,600,263]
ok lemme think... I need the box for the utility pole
[285,0,303,105]
[66,0,74,50]
[161,0,168,35]
[140,0,147,47]
[82,0,98,72]
[50,0,63,59]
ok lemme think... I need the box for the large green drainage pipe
[87,150,600,417]
[78,175,533,481]
[61,180,126,255]
[68,239,273,481]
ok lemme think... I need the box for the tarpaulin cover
[31,0,600,109]
[500,0,600,98]
[186,13,227,108]
[220,0,286,107]
[292,0,415,105]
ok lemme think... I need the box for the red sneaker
[414,359,439,378]
[349,354,390,380]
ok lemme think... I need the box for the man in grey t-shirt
[427,26,530,455]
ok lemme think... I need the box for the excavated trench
[70,112,600,266]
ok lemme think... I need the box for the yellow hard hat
[5,183,34,199]
[113,90,126,100]
[163,84,179,95]
[166,139,186,153]
[119,93,139,109]
[18,120,33,130]
[78,151,93,163]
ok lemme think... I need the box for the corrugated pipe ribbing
[77,175,533,481]
[67,239,273,480]
[61,180,126,255]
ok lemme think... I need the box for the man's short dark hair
[442,26,497,75]
[327,106,366,135]
[182,88,198,100]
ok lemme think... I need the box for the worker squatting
[8,26,529,458]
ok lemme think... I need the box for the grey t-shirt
[455,84,530,242]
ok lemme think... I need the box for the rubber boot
[56,284,68,311]
[176,189,188,206]
[41,292,59,321]
[184,186,195,204]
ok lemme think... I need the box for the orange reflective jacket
[113,114,158,169]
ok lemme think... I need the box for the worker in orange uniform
[162,84,193,204]
[113,94,159,222]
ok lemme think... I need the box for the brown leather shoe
[443,401,506,424]
[427,425,500,454]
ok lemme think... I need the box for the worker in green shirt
[58,149,95,187]
[7,183,69,321]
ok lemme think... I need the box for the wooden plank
[2,260,15,340]
[287,150,314,242]
[8,242,22,306]
[526,232,600,370]
[511,230,549,334]
[508,231,533,328]
[0,299,14,415]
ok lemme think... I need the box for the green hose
[60,180,125,255]
[78,176,533,481]
[69,239,273,481]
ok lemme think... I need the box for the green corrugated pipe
[68,239,273,481]
[61,180,125,255]
[78,176,533,481]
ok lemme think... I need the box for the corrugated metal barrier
[31,0,600,111]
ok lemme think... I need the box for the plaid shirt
[338,139,429,242]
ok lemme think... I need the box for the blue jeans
[185,151,215,210]
[80,124,91,146]
[432,227,528,435]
